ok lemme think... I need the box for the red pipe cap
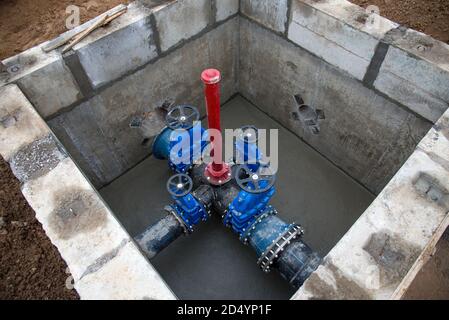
[201,69,221,84]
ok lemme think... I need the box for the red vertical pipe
[201,69,223,171]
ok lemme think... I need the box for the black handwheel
[166,174,193,197]
[166,105,200,130]
[235,165,276,194]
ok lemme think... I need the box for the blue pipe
[152,127,173,160]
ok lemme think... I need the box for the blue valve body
[224,185,275,238]
[170,193,208,232]
[235,138,261,172]
[152,124,207,173]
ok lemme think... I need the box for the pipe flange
[257,224,304,273]
[240,207,277,244]
[164,205,190,235]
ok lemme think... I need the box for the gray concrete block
[51,18,239,187]
[241,0,288,33]
[1,45,59,86]
[10,134,67,183]
[216,0,239,22]
[374,69,448,123]
[385,27,449,83]
[0,85,50,161]
[288,0,396,81]
[17,59,83,118]
[20,157,175,299]
[379,38,449,103]
[239,19,431,193]
[154,0,211,52]
[1,44,83,118]
[74,241,176,299]
[288,21,370,80]
[75,17,158,89]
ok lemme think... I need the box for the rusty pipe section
[134,212,184,259]
[134,185,214,259]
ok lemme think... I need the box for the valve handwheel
[237,125,259,144]
[235,165,276,194]
[166,104,200,130]
[166,174,193,197]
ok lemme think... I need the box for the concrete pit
[101,96,374,299]
[1,0,449,300]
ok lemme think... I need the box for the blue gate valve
[152,105,207,173]
[224,165,276,239]
[166,173,209,233]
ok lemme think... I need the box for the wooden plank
[391,213,449,299]
[62,15,108,54]
[42,4,127,53]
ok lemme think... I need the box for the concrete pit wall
[1,0,449,299]
[1,0,240,188]
[239,0,449,194]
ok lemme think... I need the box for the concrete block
[294,109,449,299]
[75,241,176,300]
[291,0,396,61]
[1,45,59,86]
[74,16,158,88]
[239,19,430,193]
[1,44,83,118]
[374,69,448,123]
[154,0,211,52]
[20,157,174,299]
[377,36,449,103]
[50,18,239,188]
[216,0,239,22]
[0,85,49,161]
[10,134,67,183]
[385,27,449,79]
[21,158,131,281]
[241,0,288,33]
[288,0,396,80]
[288,21,369,80]
[296,0,397,39]
[17,58,83,118]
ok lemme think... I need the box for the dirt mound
[0,156,79,300]
[0,0,130,60]
[351,0,449,44]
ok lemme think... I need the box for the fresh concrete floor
[100,95,374,299]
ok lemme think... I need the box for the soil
[0,156,79,300]
[351,0,449,44]
[1,0,448,61]
[0,0,131,60]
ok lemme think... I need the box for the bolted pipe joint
[135,181,215,260]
